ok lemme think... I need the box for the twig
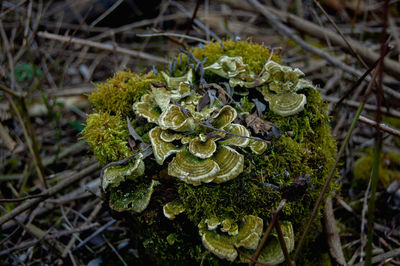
[137,32,208,43]
[89,0,123,27]
[229,0,400,77]
[37,31,167,63]
[184,0,202,36]
[331,47,389,112]
[358,115,400,137]
[89,14,189,41]
[0,83,25,98]
[0,223,99,256]
[365,2,389,264]
[0,163,100,226]
[73,219,116,251]
[324,196,347,266]
[246,0,367,88]
[4,93,47,188]
[336,198,400,238]
[103,235,128,266]
[354,248,400,266]
[249,199,286,266]
[323,95,400,119]
[170,1,222,43]
[0,193,47,203]
[274,218,294,266]
[312,0,369,69]
[27,6,92,95]
[293,49,383,260]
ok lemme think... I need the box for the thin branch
[0,163,100,226]
[230,0,400,77]
[358,115,400,137]
[137,32,208,43]
[184,0,202,35]
[0,193,48,203]
[4,93,47,188]
[365,1,389,264]
[249,199,286,266]
[73,219,116,251]
[275,218,294,266]
[355,248,400,266]
[293,50,383,260]
[312,0,369,69]
[37,31,167,63]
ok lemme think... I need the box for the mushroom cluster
[197,215,294,265]
[133,69,267,186]
[204,56,312,116]
[82,40,338,265]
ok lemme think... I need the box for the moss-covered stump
[82,40,337,265]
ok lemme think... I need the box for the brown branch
[293,48,384,260]
[0,193,48,203]
[323,95,400,119]
[0,163,100,226]
[249,199,286,266]
[4,93,47,188]
[185,0,202,35]
[324,197,346,266]
[275,218,294,266]
[226,0,400,78]
[312,0,369,69]
[358,115,400,137]
[37,31,167,63]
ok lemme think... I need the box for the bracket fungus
[163,201,186,220]
[82,40,337,265]
[109,180,159,213]
[102,154,145,191]
[198,215,263,261]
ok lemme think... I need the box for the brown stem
[5,94,47,189]
[249,199,286,266]
[275,218,294,266]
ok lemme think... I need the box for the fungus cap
[168,149,220,185]
[163,201,186,220]
[149,127,181,165]
[188,137,217,159]
[102,153,145,191]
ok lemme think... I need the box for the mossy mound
[353,149,400,188]
[82,40,337,264]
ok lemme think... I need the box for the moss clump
[81,113,131,165]
[82,40,337,264]
[192,40,280,74]
[89,71,161,116]
[353,149,400,188]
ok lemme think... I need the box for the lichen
[82,40,337,264]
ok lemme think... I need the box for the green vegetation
[82,40,337,264]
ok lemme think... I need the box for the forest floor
[0,0,400,265]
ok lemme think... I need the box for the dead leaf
[197,93,210,112]
[245,112,272,134]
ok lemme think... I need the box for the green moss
[178,170,281,225]
[82,40,338,264]
[81,113,131,165]
[353,149,400,188]
[192,40,279,74]
[89,71,161,116]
